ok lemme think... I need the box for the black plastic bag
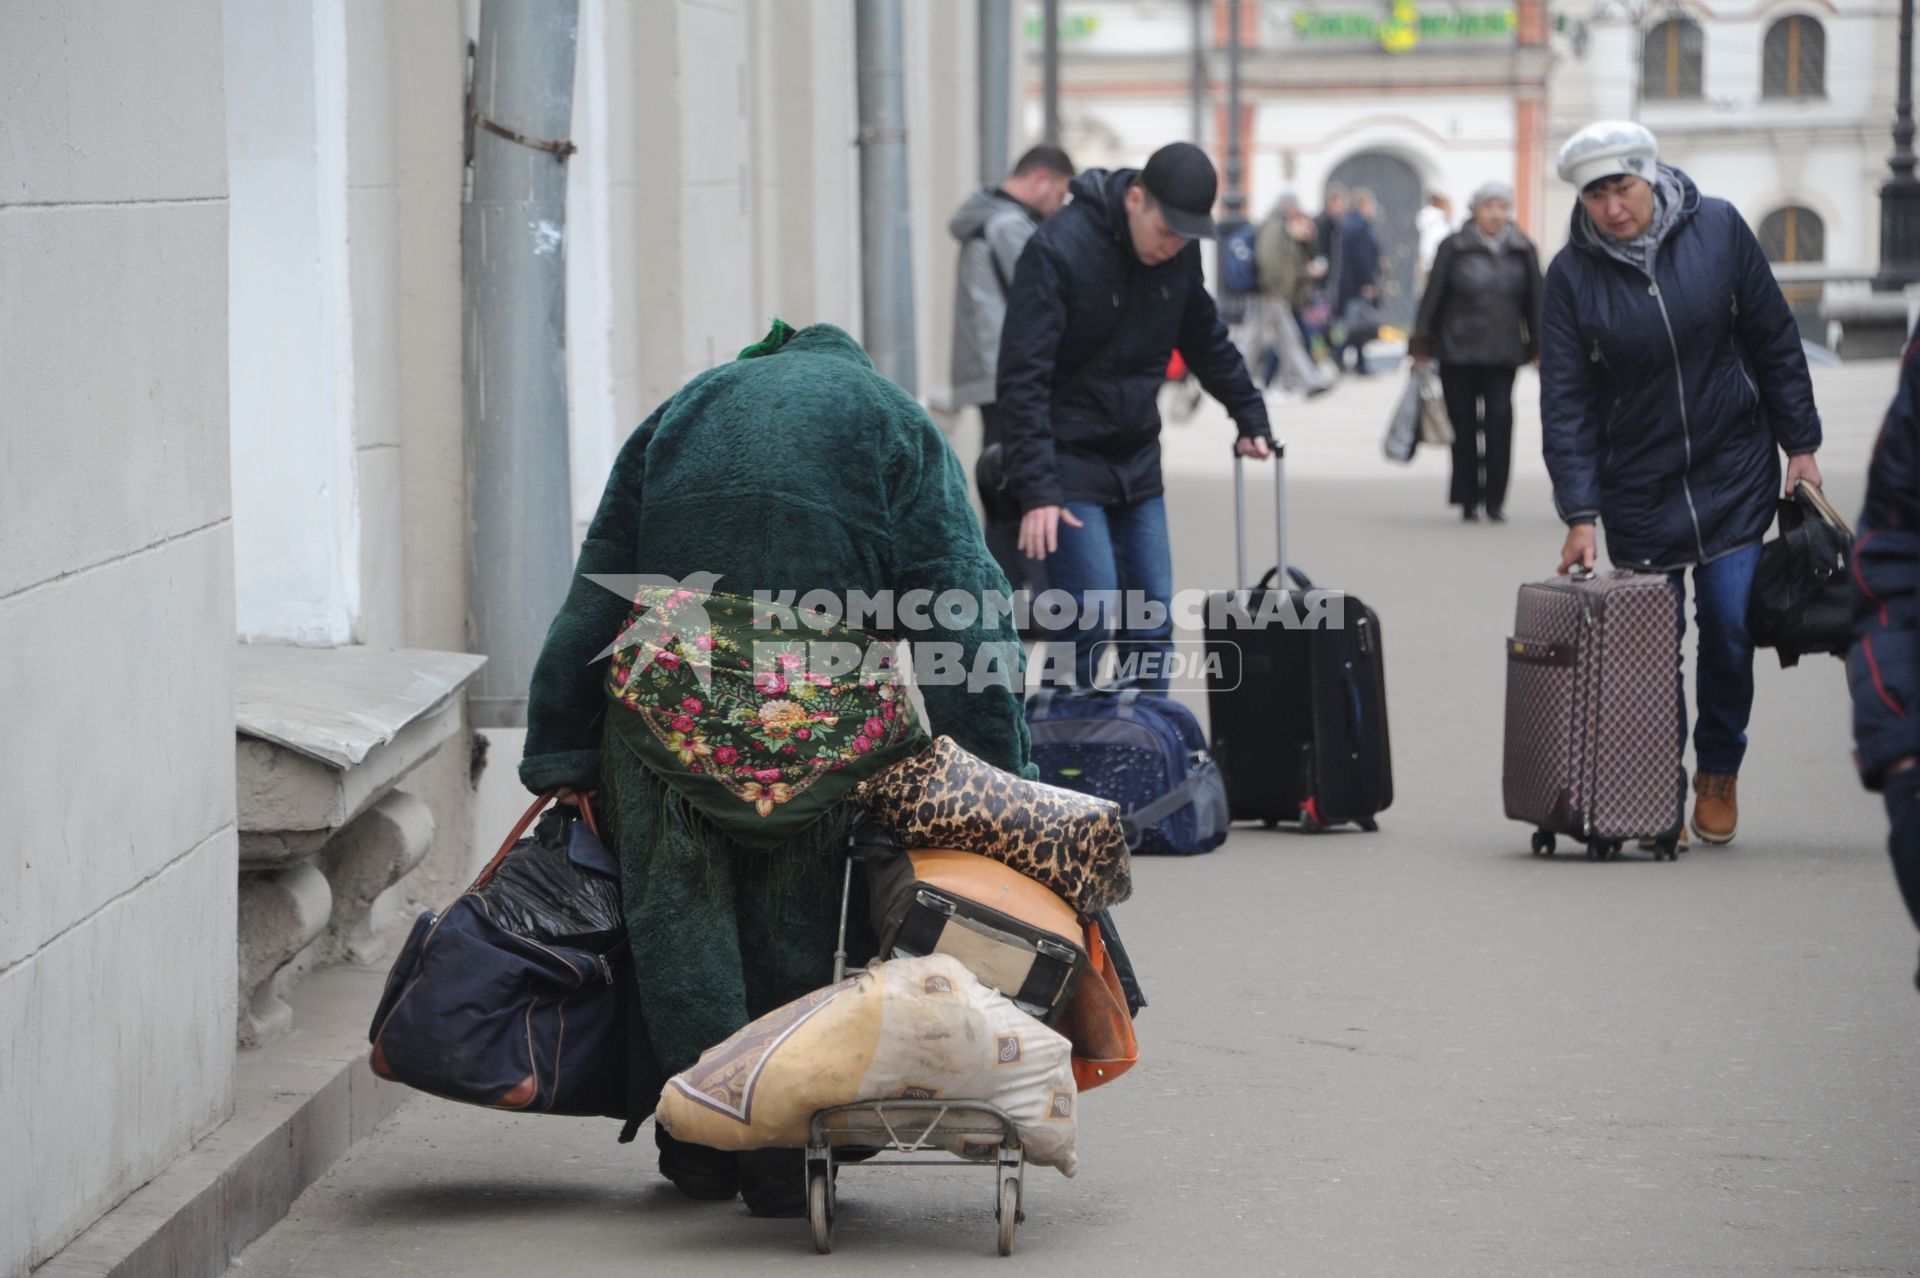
[471,806,625,950]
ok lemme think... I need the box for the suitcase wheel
[1530,831,1556,858]
[1652,835,1680,862]
[1356,817,1379,833]
[1585,839,1623,862]
[1261,817,1281,830]
[1299,798,1326,833]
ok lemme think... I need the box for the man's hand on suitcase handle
[1019,505,1085,561]
[1234,434,1274,461]
[1558,524,1598,575]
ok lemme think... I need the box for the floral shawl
[604,586,928,850]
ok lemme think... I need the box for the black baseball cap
[1141,142,1219,240]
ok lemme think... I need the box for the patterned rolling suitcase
[868,848,1087,1026]
[1503,568,1685,861]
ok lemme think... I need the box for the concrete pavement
[225,361,1919,1275]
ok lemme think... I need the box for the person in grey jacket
[1410,180,1543,522]
[949,144,1075,595]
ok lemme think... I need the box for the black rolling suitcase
[1203,448,1393,831]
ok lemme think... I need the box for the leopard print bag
[851,736,1132,914]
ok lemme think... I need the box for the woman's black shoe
[1462,506,1481,523]
[656,1127,740,1201]
[1486,506,1506,523]
[739,1148,810,1217]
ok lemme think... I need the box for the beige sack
[655,954,1079,1175]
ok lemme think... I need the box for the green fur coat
[516,322,1033,1108]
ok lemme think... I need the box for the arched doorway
[1327,150,1424,331]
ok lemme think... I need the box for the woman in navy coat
[1539,121,1823,847]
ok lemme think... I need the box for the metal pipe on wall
[463,0,580,728]
[1042,0,1061,143]
[855,0,919,393]
[1189,0,1206,145]
[1224,0,1245,223]
[979,0,1012,185]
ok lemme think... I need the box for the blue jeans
[1669,542,1762,776]
[1043,497,1175,690]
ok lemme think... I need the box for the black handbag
[1749,481,1855,668]
[368,793,631,1117]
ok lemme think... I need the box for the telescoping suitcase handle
[1232,441,1308,592]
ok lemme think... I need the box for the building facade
[1545,0,1901,338]
[1026,0,1552,328]
[1028,0,1900,339]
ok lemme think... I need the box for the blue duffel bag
[368,794,630,1118]
[1026,688,1230,856]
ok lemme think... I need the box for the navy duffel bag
[368,793,630,1118]
[1026,687,1231,856]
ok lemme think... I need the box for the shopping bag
[1417,368,1454,446]
[1382,372,1420,463]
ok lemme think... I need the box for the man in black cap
[996,141,1274,691]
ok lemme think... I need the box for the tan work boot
[1692,772,1739,844]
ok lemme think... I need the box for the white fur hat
[1556,120,1659,189]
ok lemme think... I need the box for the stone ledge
[33,965,408,1278]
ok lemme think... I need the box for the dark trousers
[978,404,1049,599]
[1884,768,1920,933]
[1439,362,1517,513]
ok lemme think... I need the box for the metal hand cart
[803,838,1028,1256]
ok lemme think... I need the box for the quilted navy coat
[1539,168,1821,571]
[1852,331,1920,788]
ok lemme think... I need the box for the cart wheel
[1356,817,1379,833]
[1261,817,1281,829]
[808,1167,832,1255]
[1655,837,1678,862]
[1531,831,1555,858]
[996,1177,1021,1257]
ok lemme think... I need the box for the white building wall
[1253,94,1518,215]
[226,0,363,646]
[1548,0,1894,265]
[0,1,239,1272]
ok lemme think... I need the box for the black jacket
[1333,210,1380,310]
[995,168,1270,510]
[1411,225,1543,367]
[1540,167,1821,571]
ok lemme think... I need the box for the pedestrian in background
[1252,193,1333,398]
[949,144,1077,598]
[1314,182,1348,284]
[996,142,1273,690]
[1849,323,1920,992]
[1416,192,1453,286]
[1333,187,1382,374]
[1411,180,1541,523]
[1540,120,1823,847]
